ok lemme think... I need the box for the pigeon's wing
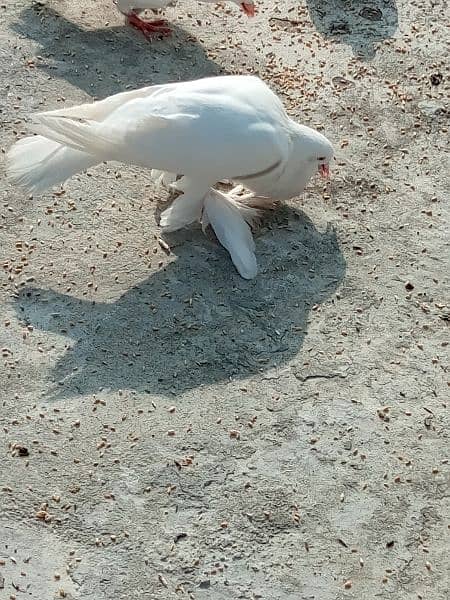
[28,76,290,181]
[203,189,257,280]
[35,82,172,122]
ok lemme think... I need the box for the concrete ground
[0,0,448,598]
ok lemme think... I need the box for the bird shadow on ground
[14,207,346,400]
[306,0,398,60]
[10,5,223,98]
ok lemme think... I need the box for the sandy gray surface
[0,1,449,599]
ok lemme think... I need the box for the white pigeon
[115,0,256,39]
[7,75,334,278]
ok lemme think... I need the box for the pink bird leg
[127,12,172,39]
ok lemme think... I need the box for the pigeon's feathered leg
[202,188,258,279]
[220,185,278,226]
[159,177,213,232]
[150,169,178,189]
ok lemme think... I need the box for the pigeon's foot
[243,196,279,211]
[228,185,278,209]
[127,13,172,39]
[223,186,277,228]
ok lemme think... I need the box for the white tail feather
[29,115,115,156]
[28,111,168,159]
[6,135,99,194]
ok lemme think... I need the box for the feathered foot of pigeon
[201,188,259,279]
[150,169,178,189]
[203,188,277,278]
[127,13,172,39]
[224,185,278,223]
[159,184,276,279]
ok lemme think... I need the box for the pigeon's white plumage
[7,75,333,278]
[115,0,255,38]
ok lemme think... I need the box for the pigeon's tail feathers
[203,189,257,280]
[29,111,169,159]
[6,135,99,194]
[29,114,115,157]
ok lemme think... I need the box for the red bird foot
[127,13,172,39]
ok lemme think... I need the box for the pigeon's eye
[317,156,326,161]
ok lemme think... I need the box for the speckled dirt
[0,1,448,599]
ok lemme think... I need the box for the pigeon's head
[246,125,334,200]
[304,128,334,179]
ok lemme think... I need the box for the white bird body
[7,75,333,278]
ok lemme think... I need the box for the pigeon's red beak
[241,3,255,17]
[319,163,330,178]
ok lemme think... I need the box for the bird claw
[222,187,278,228]
[228,185,255,202]
[127,14,172,39]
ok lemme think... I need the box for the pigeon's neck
[239,120,319,200]
[281,125,319,197]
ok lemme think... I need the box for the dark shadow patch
[14,207,346,400]
[11,4,223,97]
[306,0,398,60]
